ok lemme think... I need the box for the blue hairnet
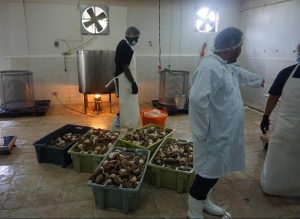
[213,27,243,52]
[125,26,140,38]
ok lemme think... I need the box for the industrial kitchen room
[0,0,300,218]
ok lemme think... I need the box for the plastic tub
[68,129,120,173]
[141,109,168,127]
[33,124,91,167]
[148,138,195,193]
[88,147,150,213]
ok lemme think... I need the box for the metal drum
[77,50,116,94]
[159,69,189,108]
[0,70,35,110]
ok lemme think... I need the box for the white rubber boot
[187,194,204,219]
[203,190,226,216]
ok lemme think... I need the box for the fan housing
[195,7,218,33]
[80,5,109,35]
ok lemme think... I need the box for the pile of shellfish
[74,129,119,155]
[89,149,147,188]
[152,139,193,171]
[50,133,80,148]
[123,125,173,147]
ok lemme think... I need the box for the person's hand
[132,82,138,94]
[260,115,270,134]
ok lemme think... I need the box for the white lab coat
[261,64,300,197]
[189,54,263,178]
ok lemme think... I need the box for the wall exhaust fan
[80,5,109,35]
[195,7,218,33]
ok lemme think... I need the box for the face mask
[130,40,137,46]
[297,55,300,63]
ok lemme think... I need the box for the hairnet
[213,27,243,53]
[125,26,140,38]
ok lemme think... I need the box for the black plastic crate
[33,124,91,167]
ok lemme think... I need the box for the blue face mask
[297,55,300,63]
[129,40,137,46]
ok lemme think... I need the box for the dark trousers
[189,174,218,200]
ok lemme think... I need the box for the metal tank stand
[83,93,113,114]
[84,94,88,114]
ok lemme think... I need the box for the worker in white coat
[260,43,300,197]
[111,27,140,130]
[187,27,264,219]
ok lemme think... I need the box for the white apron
[261,64,300,197]
[116,49,140,129]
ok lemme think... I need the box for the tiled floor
[1,102,300,218]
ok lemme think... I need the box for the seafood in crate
[68,128,120,172]
[152,138,193,171]
[88,147,150,213]
[148,138,194,193]
[73,129,119,155]
[118,124,174,156]
[89,148,148,188]
[33,124,91,167]
[50,133,81,148]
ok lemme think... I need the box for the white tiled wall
[239,56,297,111]
[4,0,299,111]
[239,0,300,111]
[2,54,200,105]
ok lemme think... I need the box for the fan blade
[96,12,106,20]
[209,26,216,32]
[84,20,94,28]
[199,22,206,31]
[199,18,215,31]
[87,7,95,19]
[95,22,103,32]
[206,20,215,28]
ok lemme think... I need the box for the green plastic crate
[88,147,150,213]
[68,130,120,173]
[68,147,105,173]
[117,124,174,157]
[148,138,195,194]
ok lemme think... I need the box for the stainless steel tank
[77,50,116,94]
[0,70,35,110]
[159,69,189,108]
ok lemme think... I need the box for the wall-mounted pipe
[23,0,31,54]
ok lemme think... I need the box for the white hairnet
[213,27,243,53]
[125,26,140,38]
